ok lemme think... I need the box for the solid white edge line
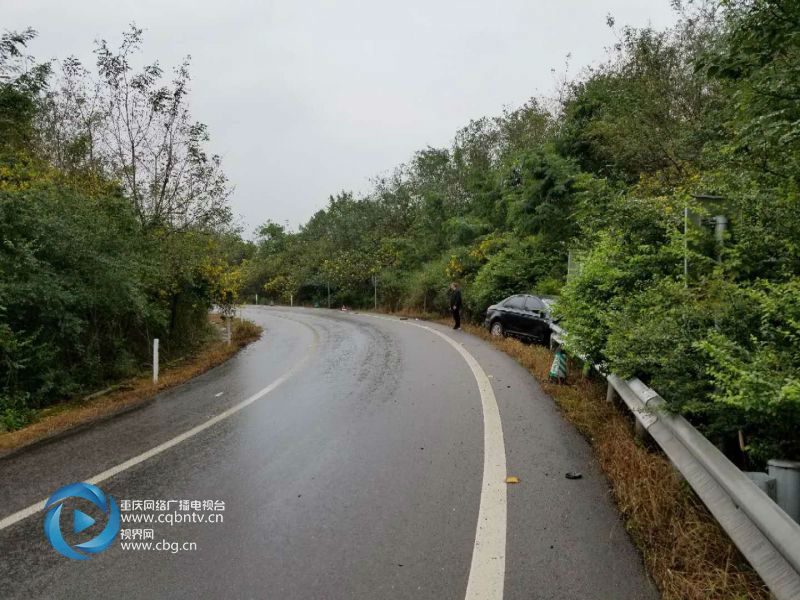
[366,314,507,600]
[0,313,318,532]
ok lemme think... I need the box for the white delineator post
[152,338,159,384]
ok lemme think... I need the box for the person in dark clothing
[449,282,462,330]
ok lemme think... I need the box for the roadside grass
[423,317,768,600]
[0,315,262,456]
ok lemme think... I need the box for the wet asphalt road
[0,307,657,599]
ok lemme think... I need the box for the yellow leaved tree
[202,256,243,319]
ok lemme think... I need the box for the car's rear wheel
[490,321,504,337]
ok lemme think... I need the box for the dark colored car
[484,294,552,344]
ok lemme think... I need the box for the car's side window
[505,296,525,309]
[524,296,543,313]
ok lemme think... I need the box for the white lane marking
[366,314,507,600]
[0,316,319,532]
[214,392,224,397]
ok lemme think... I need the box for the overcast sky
[4,0,677,234]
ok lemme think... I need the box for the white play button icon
[73,509,95,534]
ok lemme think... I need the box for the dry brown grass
[0,316,262,456]
[418,318,768,600]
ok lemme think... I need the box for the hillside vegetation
[0,27,243,430]
[241,1,800,465]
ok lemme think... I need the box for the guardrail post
[768,460,800,524]
[152,338,159,384]
[634,418,647,440]
[606,382,617,403]
[746,472,778,503]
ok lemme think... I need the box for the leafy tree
[0,28,238,430]
[0,29,49,154]
[38,25,231,230]
[502,148,579,247]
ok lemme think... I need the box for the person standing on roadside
[449,282,462,330]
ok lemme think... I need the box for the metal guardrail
[550,324,800,600]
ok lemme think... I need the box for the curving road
[0,307,657,599]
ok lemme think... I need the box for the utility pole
[684,204,688,287]
[373,275,377,310]
[687,194,726,286]
[713,215,728,262]
[327,281,331,309]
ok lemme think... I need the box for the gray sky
[4,0,677,233]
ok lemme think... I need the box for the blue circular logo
[43,482,120,560]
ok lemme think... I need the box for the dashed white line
[0,315,318,532]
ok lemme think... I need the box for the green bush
[697,279,800,463]
[468,235,563,318]
[555,215,684,360]
[0,176,222,428]
[400,256,452,312]
[0,182,150,403]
